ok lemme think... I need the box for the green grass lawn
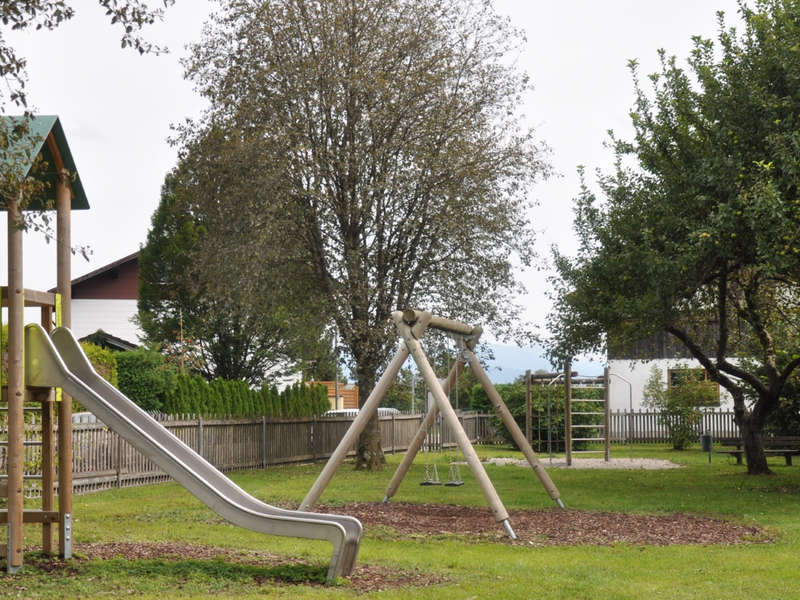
[3,444,800,598]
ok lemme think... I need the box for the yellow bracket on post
[55,293,62,403]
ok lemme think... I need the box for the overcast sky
[1,0,742,349]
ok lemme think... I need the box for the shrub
[81,342,119,388]
[116,348,176,412]
[643,363,716,450]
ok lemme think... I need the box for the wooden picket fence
[1,412,499,498]
[1,409,742,498]
[608,409,739,443]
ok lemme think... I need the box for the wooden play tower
[1,116,88,572]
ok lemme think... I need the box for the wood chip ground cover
[316,502,771,547]
[13,503,770,594]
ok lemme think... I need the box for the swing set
[299,309,564,539]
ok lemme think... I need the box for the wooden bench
[717,437,800,465]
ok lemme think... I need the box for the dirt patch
[22,542,447,594]
[316,502,771,547]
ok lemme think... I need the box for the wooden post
[604,367,611,462]
[40,307,55,554]
[565,361,572,466]
[261,416,267,469]
[312,415,317,464]
[525,369,532,445]
[56,176,73,558]
[6,196,25,572]
[116,433,122,488]
[198,417,204,458]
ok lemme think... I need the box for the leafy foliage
[176,0,549,469]
[160,374,331,419]
[137,172,329,386]
[0,0,173,114]
[0,1,175,242]
[548,0,800,474]
[80,341,118,388]
[642,364,717,450]
[116,347,176,412]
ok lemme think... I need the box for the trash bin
[700,432,713,452]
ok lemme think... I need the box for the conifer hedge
[76,340,331,419]
[160,374,331,419]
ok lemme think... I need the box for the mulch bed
[16,503,771,594]
[315,501,771,547]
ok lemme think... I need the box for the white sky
[1,0,742,344]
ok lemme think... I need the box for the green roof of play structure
[1,115,89,211]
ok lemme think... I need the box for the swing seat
[420,481,442,486]
[444,481,464,487]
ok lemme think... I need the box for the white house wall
[608,359,733,412]
[71,299,141,343]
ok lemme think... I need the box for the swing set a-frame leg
[463,328,565,508]
[299,314,433,512]
[382,333,476,502]
[394,313,516,539]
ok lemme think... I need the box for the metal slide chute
[24,323,362,584]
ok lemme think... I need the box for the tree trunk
[732,392,773,475]
[355,373,386,471]
[741,416,772,475]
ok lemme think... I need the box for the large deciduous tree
[549,0,800,475]
[177,0,548,470]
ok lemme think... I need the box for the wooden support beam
[395,312,515,537]
[401,309,474,336]
[299,314,433,512]
[466,335,563,505]
[1,287,57,308]
[0,510,60,524]
[6,194,25,571]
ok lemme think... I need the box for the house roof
[49,251,138,292]
[78,331,139,352]
[1,115,89,211]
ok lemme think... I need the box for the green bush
[81,342,119,388]
[116,348,176,412]
[643,363,716,450]
[157,373,331,419]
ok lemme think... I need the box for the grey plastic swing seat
[444,481,464,487]
[420,480,442,486]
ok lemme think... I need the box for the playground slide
[24,324,362,584]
